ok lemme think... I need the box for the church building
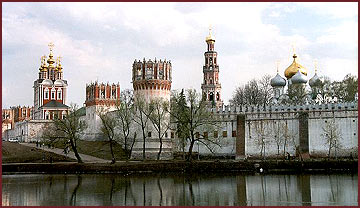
[33,43,69,120]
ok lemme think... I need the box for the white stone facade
[173,102,358,158]
[7,120,52,143]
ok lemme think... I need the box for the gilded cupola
[56,56,63,71]
[205,26,215,42]
[47,42,56,68]
[284,53,307,79]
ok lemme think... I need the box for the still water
[2,173,357,206]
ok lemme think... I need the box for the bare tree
[258,74,273,107]
[171,89,221,161]
[280,121,296,159]
[149,98,171,160]
[97,107,117,164]
[253,121,268,160]
[230,74,273,106]
[321,120,342,159]
[273,121,282,159]
[42,104,86,163]
[133,95,154,160]
[115,90,137,160]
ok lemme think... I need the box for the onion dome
[271,73,286,87]
[309,73,322,87]
[205,27,215,42]
[54,79,65,86]
[41,79,53,86]
[47,42,55,68]
[56,56,63,71]
[291,70,308,84]
[39,55,47,71]
[284,54,307,79]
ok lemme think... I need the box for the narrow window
[214,131,218,138]
[51,88,56,100]
[223,131,227,137]
[44,88,49,99]
[171,132,174,138]
[148,132,152,137]
[57,89,62,100]
[232,131,237,137]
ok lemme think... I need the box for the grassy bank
[2,142,75,163]
[3,159,357,174]
[48,140,127,160]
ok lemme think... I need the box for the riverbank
[3,159,357,174]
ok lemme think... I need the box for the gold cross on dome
[48,42,55,51]
[276,60,280,73]
[291,42,296,54]
[314,59,318,73]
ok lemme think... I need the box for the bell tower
[201,27,223,109]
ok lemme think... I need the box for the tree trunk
[157,135,163,161]
[109,139,115,164]
[187,138,195,162]
[182,138,185,160]
[142,130,146,161]
[70,139,83,163]
[127,132,137,161]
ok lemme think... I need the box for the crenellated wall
[173,102,358,159]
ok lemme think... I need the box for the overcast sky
[2,2,358,109]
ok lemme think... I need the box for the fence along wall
[177,102,358,158]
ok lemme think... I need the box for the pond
[2,173,357,206]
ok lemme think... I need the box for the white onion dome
[309,73,322,87]
[291,70,308,84]
[41,79,53,86]
[54,79,65,86]
[270,73,287,87]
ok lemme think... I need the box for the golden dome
[284,54,307,79]
[205,27,215,42]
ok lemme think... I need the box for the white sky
[2,2,358,108]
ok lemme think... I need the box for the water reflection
[2,173,357,206]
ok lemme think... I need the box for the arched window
[51,88,56,100]
[210,79,213,84]
[216,92,220,101]
[112,88,116,99]
[57,88,62,100]
[44,88,49,99]
[45,111,49,120]
[209,92,214,101]
[62,111,66,119]
[214,57,217,65]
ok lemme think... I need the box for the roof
[41,100,69,109]
[76,106,86,116]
